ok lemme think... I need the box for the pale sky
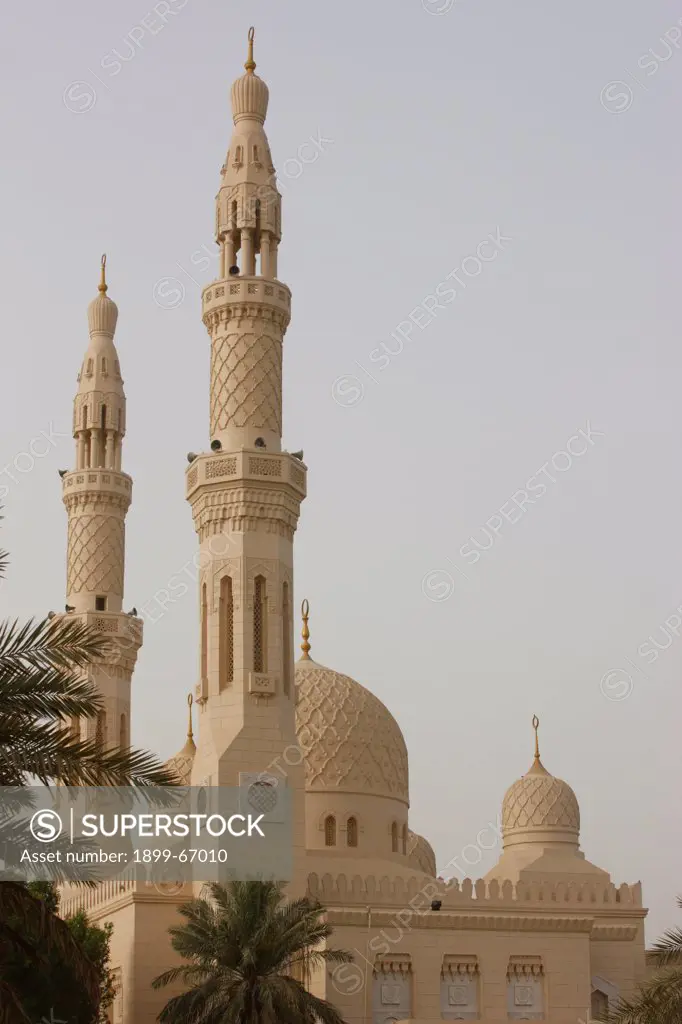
[1,0,681,941]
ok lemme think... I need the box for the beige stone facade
[53,31,646,1024]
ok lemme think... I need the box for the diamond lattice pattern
[67,514,124,595]
[503,774,580,830]
[211,328,282,435]
[295,664,409,801]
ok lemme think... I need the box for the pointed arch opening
[391,821,398,853]
[401,823,407,855]
[119,713,127,749]
[282,581,291,695]
[324,815,336,847]
[253,575,267,673]
[95,711,106,749]
[219,575,234,690]
[347,816,358,848]
[200,583,208,698]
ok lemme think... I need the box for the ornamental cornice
[196,518,296,542]
[63,494,131,516]
[202,304,290,337]
[590,924,639,941]
[324,908,597,934]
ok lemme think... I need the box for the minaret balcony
[185,449,306,501]
[201,276,291,322]
[62,469,132,503]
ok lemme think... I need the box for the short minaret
[61,258,142,748]
[186,30,306,888]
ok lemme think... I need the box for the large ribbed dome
[294,659,409,805]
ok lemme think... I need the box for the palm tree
[153,880,353,1024]
[0,536,178,1022]
[0,614,176,787]
[601,896,682,1023]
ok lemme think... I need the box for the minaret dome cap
[230,27,269,124]
[87,255,118,337]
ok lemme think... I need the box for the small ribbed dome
[231,71,269,124]
[87,292,118,337]
[295,658,409,804]
[165,697,196,785]
[88,259,118,337]
[407,829,436,876]
[502,757,580,837]
[230,29,268,124]
[166,738,195,785]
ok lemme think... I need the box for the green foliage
[0,530,175,1022]
[1,882,115,1024]
[153,879,352,1024]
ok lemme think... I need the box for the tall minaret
[61,258,142,749]
[187,30,307,885]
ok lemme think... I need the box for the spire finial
[245,26,256,73]
[187,692,194,741]
[98,253,108,294]
[532,714,540,762]
[300,599,311,660]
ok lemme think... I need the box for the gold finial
[532,715,540,762]
[98,253,107,294]
[187,692,194,741]
[300,599,311,660]
[245,26,256,73]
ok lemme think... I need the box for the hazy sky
[1,0,681,941]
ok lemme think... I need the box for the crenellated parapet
[307,872,644,910]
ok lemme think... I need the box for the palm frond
[0,660,103,720]
[0,722,178,786]
[648,926,682,968]
[604,968,682,1024]
[0,616,106,671]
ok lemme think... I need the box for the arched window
[253,575,267,673]
[101,404,107,430]
[591,992,609,1019]
[324,815,336,847]
[253,145,259,162]
[87,358,93,375]
[391,821,398,853]
[219,576,234,689]
[119,713,127,749]
[200,583,208,697]
[101,357,107,374]
[347,816,358,847]
[282,581,291,695]
[402,823,407,855]
[234,145,243,164]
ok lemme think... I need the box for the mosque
[55,28,648,1024]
